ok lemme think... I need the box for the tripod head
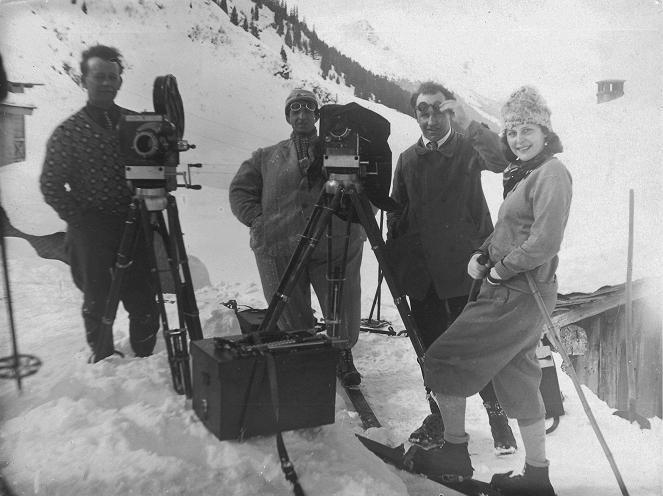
[319,103,400,214]
[322,120,365,197]
[119,75,200,211]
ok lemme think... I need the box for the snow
[0,0,661,495]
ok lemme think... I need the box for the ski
[339,380,381,429]
[355,434,501,496]
[359,318,399,336]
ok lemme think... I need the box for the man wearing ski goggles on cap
[289,101,317,113]
[386,81,513,454]
[230,88,366,389]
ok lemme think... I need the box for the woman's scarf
[502,149,554,198]
[291,130,323,187]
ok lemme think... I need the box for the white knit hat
[501,85,552,132]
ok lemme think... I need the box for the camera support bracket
[256,178,426,365]
[92,193,203,398]
[91,75,201,398]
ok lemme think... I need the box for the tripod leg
[165,196,203,341]
[366,211,385,323]
[150,202,194,397]
[326,205,353,341]
[94,201,143,363]
[259,188,345,334]
[347,188,426,361]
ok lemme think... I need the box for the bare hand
[446,101,470,130]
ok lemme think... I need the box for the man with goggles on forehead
[387,81,514,454]
[289,101,317,112]
[230,88,366,388]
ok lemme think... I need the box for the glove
[467,252,489,279]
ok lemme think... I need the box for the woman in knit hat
[416,85,572,496]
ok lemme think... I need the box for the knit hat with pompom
[501,85,552,132]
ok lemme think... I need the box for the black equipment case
[235,308,275,334]
[537,338,565,420]
[191,330,339,441]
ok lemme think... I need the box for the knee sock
[517,417,548,468]
[432,392,468,443]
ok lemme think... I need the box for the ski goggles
[289,101,317,112]
[416,100,455,115]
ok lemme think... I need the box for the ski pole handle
[468,253,488,304]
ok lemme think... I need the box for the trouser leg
[479,380,499,403]
[254,252,317,331]
[308,231,363,348]
[410,289,471,414]
[448,296,506,410]
[65,214,120,351]
[409,285,452,349]
[121,233,159,357]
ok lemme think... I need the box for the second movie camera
[119,75,197,201]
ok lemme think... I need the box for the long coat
[386,121,507,300]
[229,138,365,258]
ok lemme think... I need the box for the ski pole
[467,253,488,304]
[525,271,630,496]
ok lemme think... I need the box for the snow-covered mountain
[3,0,660,293]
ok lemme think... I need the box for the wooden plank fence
[552,277,662,418]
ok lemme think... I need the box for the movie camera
[119,75,200,209]
[95,75,203,399]
[319,103,399,214]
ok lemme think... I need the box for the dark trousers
[410,284,499,411]
[65,212,159,357]
[254,232,364,348]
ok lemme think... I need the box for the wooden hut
[596,79,625,104]
[0,81,39,167]
[553,277,661,418]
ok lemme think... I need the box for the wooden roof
[552,277,659,327]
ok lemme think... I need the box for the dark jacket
[387,121,507,300]
[229,138,365,257]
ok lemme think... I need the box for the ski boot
[484,400,517,455]
[490,463,556,496]
[408,412,445,449]
[337,348,361,388]
[406,439,473,480]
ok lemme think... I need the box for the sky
[0,0,661,495]
[291,0,662,107]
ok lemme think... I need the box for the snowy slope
[0,0,661,495]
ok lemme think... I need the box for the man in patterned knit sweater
[40,45,159,360]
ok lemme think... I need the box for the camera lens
[134,130,159,157]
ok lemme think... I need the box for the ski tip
[494,446,517,456]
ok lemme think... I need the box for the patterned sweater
[40,107,134,226]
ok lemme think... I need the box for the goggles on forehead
[290,101,317,112]
[416,100,454,114]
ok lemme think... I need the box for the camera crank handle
[177,163,203,190]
